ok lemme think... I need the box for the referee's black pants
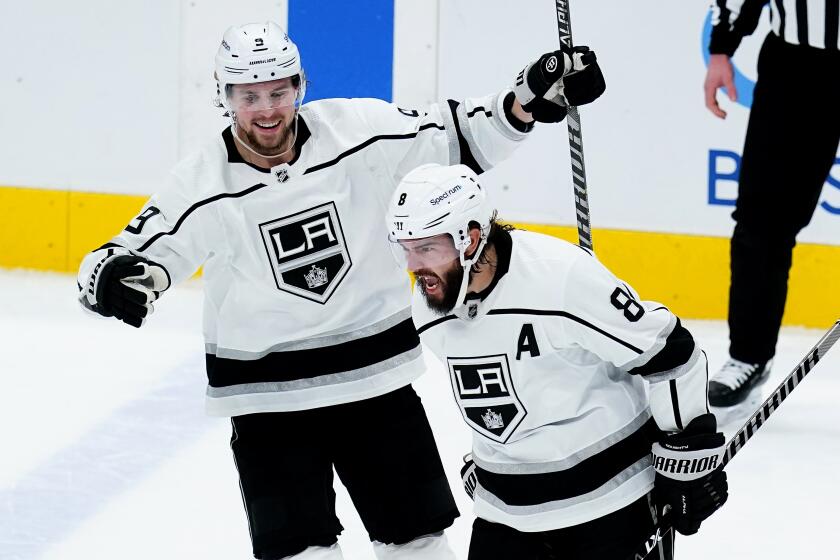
[729,32,840,363]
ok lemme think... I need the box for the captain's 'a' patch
[447,354,526,443]
[259,202,352,304]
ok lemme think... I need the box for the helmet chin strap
[232,111,300,162]
[452,237,488,313]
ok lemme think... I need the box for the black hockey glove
[513,46,606,123]
[461,453,477,500]
[85,254,170,328]
[652,413,729,536]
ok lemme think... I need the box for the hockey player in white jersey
[75,20,607,560]
[386,164,729,559]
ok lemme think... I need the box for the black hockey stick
[554,0,593,251]
[635,320,840,559]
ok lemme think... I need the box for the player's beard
[241,114,295,157]
[416,260,465,316]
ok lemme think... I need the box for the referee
[704,0,840,411]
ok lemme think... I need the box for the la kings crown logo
[259,202,352,303]
[448,354,526,443]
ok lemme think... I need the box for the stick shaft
[554,0,593,250]
[723,320,840,466]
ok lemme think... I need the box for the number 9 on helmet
[214,22,306,116]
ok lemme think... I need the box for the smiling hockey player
[386,164,729,559]
[75,19,607,560]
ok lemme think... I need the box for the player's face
[398,235,464,315]
[231,78,299,156]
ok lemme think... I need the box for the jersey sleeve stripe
[637,344,703,384]
[627,319,697,379]
[466,105,492,118]
[454,101,493,172]
[303,123,445,175]
[136,183,269,252]
[669,379,684,430]
[94,242,125,252]
[446,99,484,174]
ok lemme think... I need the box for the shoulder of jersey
[163,129,239,202]
[301,96,415,135]
[300,97,388,122]
[510,229,590,271]
[489,230,584,310]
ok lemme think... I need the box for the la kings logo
[447,354,526,443]
[259,202,352,303]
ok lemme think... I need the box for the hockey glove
[461,453,477,500]
[513,46,606,122]
[85,254,170,328]
[652,413,729,536]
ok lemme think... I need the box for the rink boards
[0,0,837,326]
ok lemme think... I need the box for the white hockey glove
[82,254,170,328]
[513,46,606,122]
[652,413,729,536]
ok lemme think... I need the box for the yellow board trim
[0,185,148,273]
[1,185,837,327]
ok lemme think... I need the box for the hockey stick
[554,0,594,251]
[635,320,840,559]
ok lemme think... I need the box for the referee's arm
[704,0,769,118]
[710,0,769,56]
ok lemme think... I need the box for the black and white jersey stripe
[473,413,659,507]
[206,312,420,395]
[711,0,840,53]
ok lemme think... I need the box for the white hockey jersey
[414,230,709,532]
[77,91,530,417]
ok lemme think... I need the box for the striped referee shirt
[710,0,840,54]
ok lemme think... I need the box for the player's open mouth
[419,275,441,294]
[255,121,281,130]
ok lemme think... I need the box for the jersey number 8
[610,287,645,322]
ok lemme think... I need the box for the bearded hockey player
[75,20,606,560]
[386,164,729,559]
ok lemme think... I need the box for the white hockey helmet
[387,164,494,309]
[214,22,306,114]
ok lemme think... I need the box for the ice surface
[1,270,838,559]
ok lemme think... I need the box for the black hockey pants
[467,493,674,560]
[729,33,840,363]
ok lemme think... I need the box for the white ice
[1,269,838,559]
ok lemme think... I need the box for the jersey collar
[222,114,312,173]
